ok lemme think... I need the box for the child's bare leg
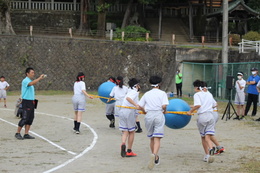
[201,137,208,154]
[151,137,161,155]
[122,131,129,144]
[237,105,241,116]
[205,134,213,153]
[127,131,135,150]
[241,105,245,116]
[210,135,220,147]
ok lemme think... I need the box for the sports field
[0,94,259,173]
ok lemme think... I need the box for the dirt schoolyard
[0,95,259,173]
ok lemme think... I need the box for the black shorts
[22,99,35,125]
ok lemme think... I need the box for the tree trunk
[97,0,106,38]
[121,0,133,29]
[0,0,15,35]
[77,0,90,35]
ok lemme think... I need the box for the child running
[138,76,169,170]
[120,78,141,157]
[108,76,128,123]
[201,81,225,155]
[0,76,10,108]
[105,76,116,128]
[72,72,93,134]
[187,80,216,163]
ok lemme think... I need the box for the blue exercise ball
[98,82,116,104]
[164,99,191,129]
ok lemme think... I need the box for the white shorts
[234,92,245,105]
[145,110,165,138]
[72,95,86,111]
[0,90,7,99]
[213,111,219,124]
[114,99,123,117]
[106,102,115,115]
[197,111,215,137]
[119,108,137,131]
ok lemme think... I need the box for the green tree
[0,0,15,34]
[121,0,159,29]
[77,0,91,35]
[247,0,260,32]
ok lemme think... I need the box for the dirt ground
[0,95,259,173]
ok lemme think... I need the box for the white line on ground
[0,108,98,173]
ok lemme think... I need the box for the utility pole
[222,0,228,64]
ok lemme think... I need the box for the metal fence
[182,62,260,100]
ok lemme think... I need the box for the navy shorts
[21,99,35,125]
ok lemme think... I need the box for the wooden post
[110,30,113,40]
[122,31,124,41]
[201,36,205,48]
[146,33,149,42]
[172,34,175,44]
[69,28,72,38]
[30,25,33,36]
[229,36,232,47]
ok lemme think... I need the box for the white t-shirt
[235,79,246,93]
[194,91,214,114]
[73,81,86,95]
[0,81,10,90]
[110,85,128,100]
[122,88,139,107]
[138,88,169,112]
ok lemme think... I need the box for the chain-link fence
[182,62,260,100]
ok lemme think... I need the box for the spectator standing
[175,69,182,98]
[243,67,260,119]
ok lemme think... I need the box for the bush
[229,34,241,46]
[114,25,151,41]
[242,31,260,41]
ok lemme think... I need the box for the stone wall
[1,35,259,92]
[11,11,80,31]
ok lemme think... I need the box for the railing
[11,1,80,11]
[10,1,220,16]
[238,39,260,55]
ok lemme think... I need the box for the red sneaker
[126,151,137,157]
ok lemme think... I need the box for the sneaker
[135,128,143,133]
[126,151,137,157]
[4,105,7,108]
[255,118,260,121]
[155,155,160,165]
[75,130,80,134]
[215,147,225,154]
[23,134,35,139]
[233,116,240,120]
[252,114,256,117]
[148,154,155,170]
[15,133,24,140]
[207,155,215,163]
[209,148,215,156]
[239,116,245,120]
[203,156,208,162]
[109,120,115,128]
[121,144,126,157]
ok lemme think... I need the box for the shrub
[114,25,151,41]
[242,31,260,41]
[229,34,241,46]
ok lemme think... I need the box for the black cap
[251,67,258,71]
